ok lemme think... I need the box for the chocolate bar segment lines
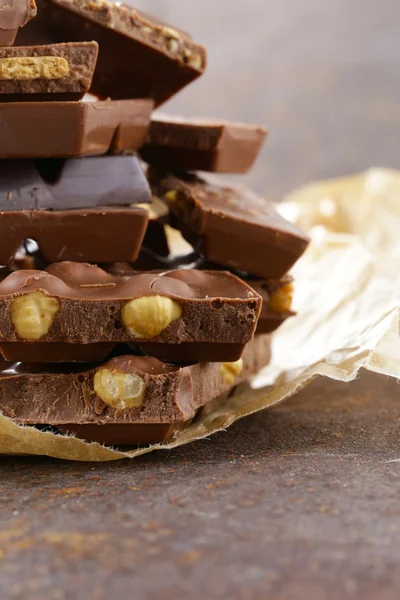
[0,98,153,158]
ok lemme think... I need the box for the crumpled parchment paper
[1,168,399,461]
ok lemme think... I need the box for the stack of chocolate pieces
[0,0,309,447]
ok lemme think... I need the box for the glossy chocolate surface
[0,98,153,158]
[20,0,207,106]
[141,114,267,173]
[0,334,272,445]
[0,155,150,210]
[0,0,36,46]
[0,207,148,264]
[151,170,310,280]
[0,263,261,362]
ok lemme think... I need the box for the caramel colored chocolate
[0,262,261,363]
[21,0,207,106]
[0,334,272,445]
[0,155,150,210]
[0,42,98,100]
[0,207,148,264]
[0,98,153,158]
[0,0,36,46]
[150,170,310,280]
[141,115,267,173]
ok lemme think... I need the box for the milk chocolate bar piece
[0,41,98,100]
[0,98,153,158]
[248,277,295,334]
[106,259,296,335]
[0,262,261,363]
[0,0,36,46]
[0,334,271,446]
[23,0,207,106]
[0,207,148,264]
[0,155,150,211]
[141,115,267,174]
[150,170,310,280]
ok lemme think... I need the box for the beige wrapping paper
[0,168,399,461]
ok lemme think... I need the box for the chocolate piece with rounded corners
[141,114,267,174]
[0,334,271,446]
[20,0,207,106]
[0,262,261,363]
[0,155,150,211]
[0,98,153,158]
[0,207,148,264]
[0,41,98,100]
[0,0,36,46]
[150,170,310,280]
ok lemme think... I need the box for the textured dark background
[1,1,400,599]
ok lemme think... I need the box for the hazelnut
[161,26,180,40]
[269,283,294,313]
[86,0,108,10]
[220,359,243,385]
[94,368,146,409]
[188,54,203,69]
[167,38,180,54]
[165,190,178,203]
[11,291,60,340]
[0,57,69,81]
[121,295,182,339]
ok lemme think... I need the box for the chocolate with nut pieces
[0,98,153,158]
[21,0,207,105]
[150,170,310,280]
[0,155,151,211]
[0,334,272,445]
[107,259,296,335]
[141,114,267,174]
[0,0,36,46]
[0,262,262,363]
[0,41,98,100]
[0,207,149,265]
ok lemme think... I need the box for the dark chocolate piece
[0,0,36,46]
[0,262,261,363]
[0,41,98,100]
[0,98,153,158]
[0,334,272,445]
[0,207,148,264]
[150,170,310,280]
[21,0,207,106]
[141,114,267,173]
[0,155,150,211]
